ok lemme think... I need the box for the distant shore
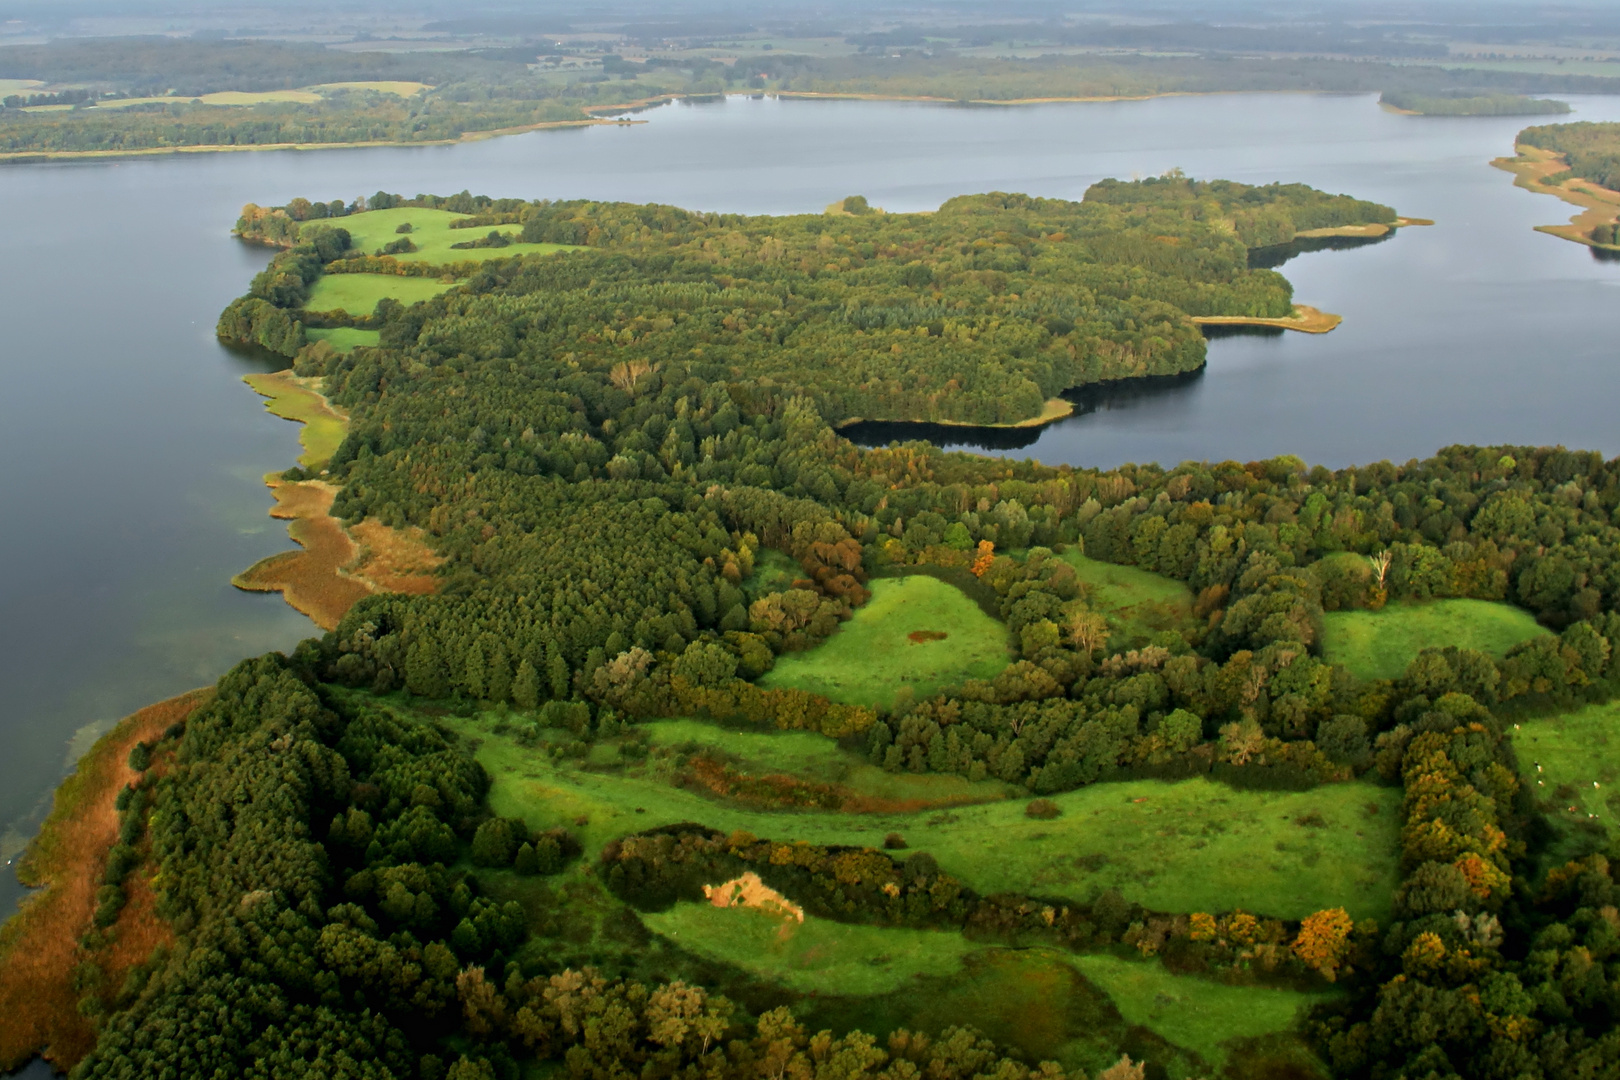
[1492,144,1620,251]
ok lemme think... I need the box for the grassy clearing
[451,713,1400,921]
[307,81,433,96]
[304,273,456,316]
[335,207,582,264]
[1058,552,1198,650]
[243,371,347,470]
[1515,700,1620,850]
[642,903,979,996]
[1072,953,1332,1067]
[1321,599,1548,681]
[759,576,1011,707]
[305,327,380,353]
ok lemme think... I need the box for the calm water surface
[3,96,1620,1057]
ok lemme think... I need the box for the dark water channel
[3,94,1620,1071]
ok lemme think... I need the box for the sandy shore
[1493,144,1620,250]
[1189,304,1342,334]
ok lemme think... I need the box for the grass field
[450,712,1400,921]
[307,81,432,96]
[303,273,456,316]
[1321,599,1548,681]
[305,327,380,353]
[1072,953,1332,1067]
[334,207,582,264]
[1058,552,1199,649]
[759,575,1011,706]
[642,903,980,996]
[1515,699,1620,850]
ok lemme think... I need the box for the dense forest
[8,172,1620,1077]
[1518,121,1620,193]
[227,178,1393,426]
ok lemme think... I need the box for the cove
[4,89,1620,954]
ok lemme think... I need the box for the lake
[3,92,1620,1006]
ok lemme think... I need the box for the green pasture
[759,575,1012,706]
[305,327,380,353]
[1073,953,1332,1067]
[1321,599,1548,681]
[642,903,979,996]
[334,207,581,264]
[1515,699,1620,851]
[304,273,456,316]
[1058,552,1198,649]
[450,712,1400,921]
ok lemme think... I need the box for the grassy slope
[759,576,1012,707]
[642,903,980,996]
[1321,599,1548,681]
[1515,699,1620,854]
[1073,953,1332,1067]
[305,326,381,352]
[304,273,456,316]
[1058,551,1198,649]
[455,714,1400,921]
[336,207,580,263]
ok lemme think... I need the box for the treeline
[1380,92,1570,117]
[606,824,1372,986]
[1519,120,1620,193]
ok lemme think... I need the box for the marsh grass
[1321,599,1548,681]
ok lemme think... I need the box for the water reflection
[1247,230,1395,269]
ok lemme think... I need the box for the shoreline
[1492,144,1620,251]
[0,689,210,1073]
[837,396,1074,432]
[234,371,439,629]
[1189,304,1342,334]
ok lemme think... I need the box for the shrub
[1025,798,1062,820]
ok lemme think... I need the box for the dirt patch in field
[703,872,804,922]
[908,630,949,643]
[0,689,208,1072]
[234,477,442,629]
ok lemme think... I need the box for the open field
[243,371,347,470]
[304,272,457,315]
[333,207,582,264]
[759,576,1011,706]
[1321,599,1548,681]
[1515,700,1620,847]
[305,326,380,353]
[308,81,432,96]
[0,690,209,1072]
[450,712,1401,921]
[642,902,979,996]
[1073,953,1333,1068]
[1058,551,1198,649]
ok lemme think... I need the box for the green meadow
[304,327,380,353]
[304,273,456,316]
[641,903,980,996]
[1058,551,1199,649]
[446,711,1400,921]
[1321,599,1548,681]
[1072,953,1333,1067]
[1515,699,1620,849]
[759,575,1012,706]
[334,207,581,264]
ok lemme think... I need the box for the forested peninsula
[1494,121,1620,252]
[5,174,1620,1080]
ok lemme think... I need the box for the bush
[1025,798,1062,820]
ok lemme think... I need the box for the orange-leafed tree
[1292,907,1355,980]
